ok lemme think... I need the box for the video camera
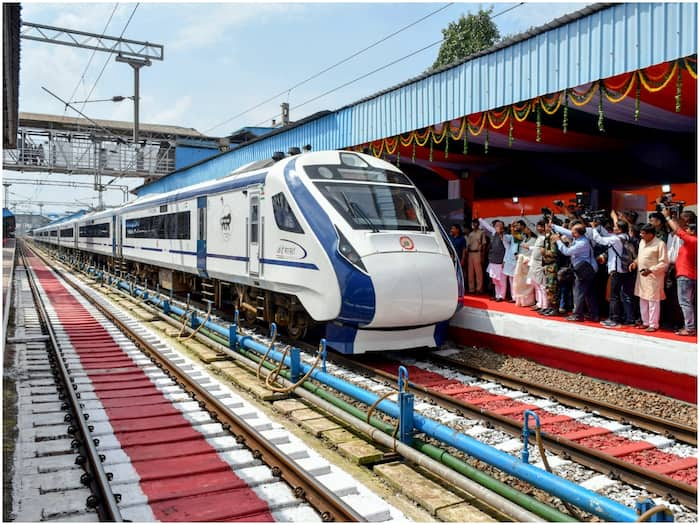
[540,206,563,226]
[655,192,685,218]
[566,192,607,224]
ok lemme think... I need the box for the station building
[136,3,697,229]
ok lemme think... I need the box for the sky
[7,1,590,215]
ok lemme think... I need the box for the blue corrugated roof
[137,2,696,197]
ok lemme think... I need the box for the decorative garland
[356,56,694,157]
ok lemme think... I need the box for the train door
[197,196,208,276]
[248,192,260,275]
[113,215,122,258]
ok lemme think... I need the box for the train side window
[271,192,304,234]
[125,211,190,239]
[250,198,259,243]
[79,223,110,238]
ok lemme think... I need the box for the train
[33,150,463,354]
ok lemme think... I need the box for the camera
[566,192,607,224]
[541,206,563,225]
[655,192,685,218]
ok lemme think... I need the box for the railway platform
[449,295,697,403]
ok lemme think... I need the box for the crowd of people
[448,206,697,336]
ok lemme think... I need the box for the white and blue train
[34,150,463,354]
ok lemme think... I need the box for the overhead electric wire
[203,2,455,134]
[79,3,140,114]
[255,2,524,127]
[65,3,119,115]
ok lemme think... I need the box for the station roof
[19,112,208,139]
[136,2,697,197]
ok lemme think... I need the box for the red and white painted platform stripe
[371,358,697,487]
[19,249,404,522]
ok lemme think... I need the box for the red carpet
[461,295,697,343]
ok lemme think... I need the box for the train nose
[361,252,458,327]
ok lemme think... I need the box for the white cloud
[146,95,193,126]
[169,3,302,51]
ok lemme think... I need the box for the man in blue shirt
[551,223,599,322]
[449,224,467,269]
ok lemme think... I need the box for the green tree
[431,8,500,70]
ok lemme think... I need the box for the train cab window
[305,164,412,185]
[271,193,304,234]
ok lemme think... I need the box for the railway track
[24,241,696,521]
[331,352,697,511]
[429,351,697,446]
[10,242,379,522]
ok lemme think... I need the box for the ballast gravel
[442,345,697,428]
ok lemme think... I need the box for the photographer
[629,224,668,332]
[591,211,636,327]
[551,222,599,322]
[663,208,696,336]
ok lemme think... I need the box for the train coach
[34,150,463,354]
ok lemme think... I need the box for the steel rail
[31,242,694,515]
[334,354,697,511]
[19,242,124,521]
[430,353,697,446]
[3,240,16,347]
[29,245,364,523]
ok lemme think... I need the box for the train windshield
[312,181,433,232]
[305,164,412,185]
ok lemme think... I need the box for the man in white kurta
[630,224,668,332]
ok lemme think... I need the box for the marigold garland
[414,127,431,147]
[384,136,399,155]
[349,56,694,156]
[431,123,448,145]
[638,61,678,92]
[512,101,532,122]
[449,117,467,141]
[508,109,514,148]
[540,93,562,115]
[486,108,510,130]
[597,83,605,132]
[467,113,486,136]
[569,82,598,106]
[601,73,636,103]
[399,132,414,147]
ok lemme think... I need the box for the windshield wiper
[341,192,379,232]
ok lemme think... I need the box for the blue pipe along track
[94,270,670,523]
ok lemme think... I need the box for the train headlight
[335,227,368,273]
